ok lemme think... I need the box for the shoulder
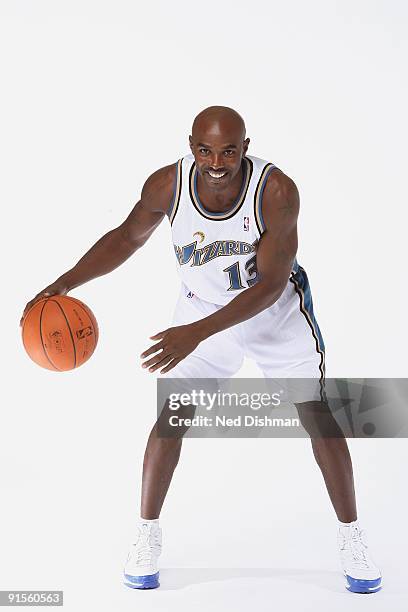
[256,166,299,233]
[262,167,300,221]
[141,162,178,214]
[263,167,299,204]
[142,162,178,194]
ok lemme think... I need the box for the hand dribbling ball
[21,296,99,371]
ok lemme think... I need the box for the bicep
[256,174,299,287]
[256,223,298,285]
[119,163,176,247]
[119,200,165,248]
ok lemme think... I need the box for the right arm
[20,163,176,324]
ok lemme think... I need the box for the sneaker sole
[345,574,382,594]
[124,572,160,589]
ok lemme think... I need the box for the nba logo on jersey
[186,291,194,298]
[243,216,249,231]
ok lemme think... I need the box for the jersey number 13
[223,254,259,291]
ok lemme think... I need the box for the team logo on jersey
[243,216,249,231]
[193,231,205,243]
[174,240,256,267]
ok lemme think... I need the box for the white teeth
[208,171,226,178]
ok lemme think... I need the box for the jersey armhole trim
[168,158,183,225]
[253,163,277,235]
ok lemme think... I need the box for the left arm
[142,170,299,373]
[195,171,299,336]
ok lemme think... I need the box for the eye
[224,150,234,156]
[199,148,209,155]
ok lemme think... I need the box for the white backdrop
[0,1,407,611]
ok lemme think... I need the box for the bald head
[192,106,246,140]
[189,106,250,191]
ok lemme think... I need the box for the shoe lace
[130,524,161,565]
[340,526,370,569]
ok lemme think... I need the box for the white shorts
[159,267,326,402]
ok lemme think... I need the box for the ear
[243,137,250,155]
[189,135,194,152]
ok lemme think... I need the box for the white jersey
[167,153,296,305]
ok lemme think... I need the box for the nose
[210,153,223,170]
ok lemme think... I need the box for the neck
[196,161,244,213]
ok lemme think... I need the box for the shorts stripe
[289,267,326,399]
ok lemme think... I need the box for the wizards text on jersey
[174,239,256,267]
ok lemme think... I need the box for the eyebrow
[197,143,237,149]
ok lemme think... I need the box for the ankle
[139,516,160,524]
[338,519,359,526]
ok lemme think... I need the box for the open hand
[141,323,205,374]
[20,280,69,327]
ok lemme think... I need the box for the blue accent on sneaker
[345,574,382,594]
[124,572,160,589]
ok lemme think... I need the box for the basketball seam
[65,296,99,345]
[39,299,61,371]
[48,299,77,369]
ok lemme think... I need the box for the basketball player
[21,106,381,594]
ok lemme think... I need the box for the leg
[140,286,244,519]
[125,284,244,588]
[245,271,380,592]
[245,269,356,521]
[295,403,381,592]
[141,423,183,519]
[295,400,357,522]
[310,437,357,522]
[124,400,194,590]
[141,398,195,519]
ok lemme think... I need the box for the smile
[207,170,227,179]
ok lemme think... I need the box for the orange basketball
[22,295,99,371]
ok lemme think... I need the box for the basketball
[21,295,99,371]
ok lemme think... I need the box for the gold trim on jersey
[253,162,277,235]
[168,158,183,226]
[189,157,253,221]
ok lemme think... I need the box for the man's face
[189,122,249,192]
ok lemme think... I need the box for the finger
[20,312,30,327]
[149,330,167,340]
[20,301,36,326]
[20,311,28,327]
[140,340,165,359]
[31,293,50,305]
[160,357,181,374]
[147,354,175,372]
[20,293,53,327]
[23,302,34,315]
[142,350,170,369]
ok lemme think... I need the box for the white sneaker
[337,522,382,593]
[123,521,162,589]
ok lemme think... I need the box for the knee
[157,399,197,439]
[295,401,345,438]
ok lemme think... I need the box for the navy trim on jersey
[253,163,278,234]
[189,157,253,221]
